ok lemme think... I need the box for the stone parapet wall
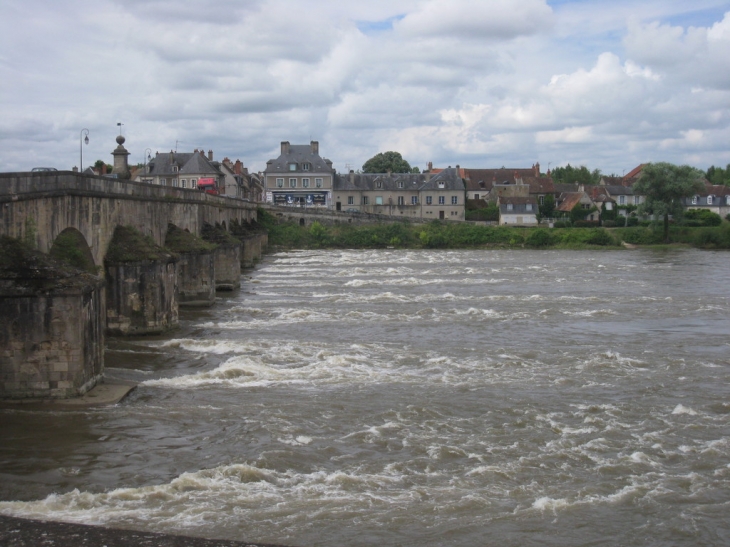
[213,245,241,291]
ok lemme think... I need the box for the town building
[264,141,334,207]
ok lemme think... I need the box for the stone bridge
[0,171,258,267]
[0,171,264,401]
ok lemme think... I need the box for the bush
[683,209,722,227]
[602,220,617,228]
[525,229,554,247]
[574,220,600,228]
[553,220,571,228]
[584,229,616,246]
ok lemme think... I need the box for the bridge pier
[0,238,104,399]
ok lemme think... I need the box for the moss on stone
[0,235,99,294]
[201,223,242,247]
[165,224,217,254]
[104,226,174,264]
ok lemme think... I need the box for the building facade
[264,141,335,207]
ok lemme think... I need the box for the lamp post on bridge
[80,129,89,173]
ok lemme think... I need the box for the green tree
[634,162,705,242]
[706,164,730,186]
[551,164,601,185]
[94,159,113,174]
[538,194,555,220]
[362,151,412,173]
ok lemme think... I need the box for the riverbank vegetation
[258,209,730,251]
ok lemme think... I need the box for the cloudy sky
[1,0,729,176]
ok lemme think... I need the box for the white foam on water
[672,404,698,415]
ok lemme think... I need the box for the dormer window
[526,204,532,211]
[507,203,513,211]
[302,163,310,171]
[692,195,698,205]
[288,163,297,171]
[376,181,382,189]
[438,182,445,189]
[398,181,403,188]
[707,195,714,205]
[172,166,178,173]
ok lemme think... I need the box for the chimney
[102,163,107,175]
[281,141,290,155]
[208,150,213,161]
[72,166,78,172]
[535,162,540,176]
[310,141,319,154]
[234,159,243,175]
[349,169,354,184]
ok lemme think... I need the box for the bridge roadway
[0,171,257,267]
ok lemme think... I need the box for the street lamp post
[80,128,89,173]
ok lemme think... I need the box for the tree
[538,194,555,220]
[707,164,730,186]
[362,151,412,173]
[634,162,705,242]
[551,164,602,185]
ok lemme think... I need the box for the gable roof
[147,151,220,177]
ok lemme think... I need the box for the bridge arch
[49,228,97,273]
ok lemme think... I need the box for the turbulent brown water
[1,248,729,547]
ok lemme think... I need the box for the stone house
[684,183,730,217]
[139,149,222,191]
[498,196,539,226]
[333,167,466,221]
[264,141,334,207]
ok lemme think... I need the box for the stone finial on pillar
[111,135,131,180]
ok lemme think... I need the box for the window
[634,196,640,205]
[376,181,382,188]
[438,182,445,189]
[619,195,625,205]
[397,196,405,205]
[539,196,544,205]
[451,196,458,205]
[526,203,532,211]
[438,196,445,205]
[398,181,404,188]
[474,194,480,200]
[302,178,310,188]
[507,203,513,211]
[302,163,310,171]
[160,178,167,185]
[172,166,178,173]
[348,196,354,205]
[426,196,432,205]
[375,196,383,205]
[181,179,187,188]
[707,195,714,205]
[315,178,323,188]
[192,178,197,187]
[412,196,418,205]
[362,196,369,205]
[276,178,284,188]
[289,178,296,188]
[172,178,179,187]
[288,163,297,171]
[691,195,698,205]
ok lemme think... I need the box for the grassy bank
[258,209,730,251]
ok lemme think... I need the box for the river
[1,248,729,546]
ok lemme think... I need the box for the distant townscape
[78,138,730,225]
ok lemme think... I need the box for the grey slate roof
[266,145,333,172]
[147,152,220,177]
[334,167,464,192]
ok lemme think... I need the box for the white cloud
[0,0,729,174]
